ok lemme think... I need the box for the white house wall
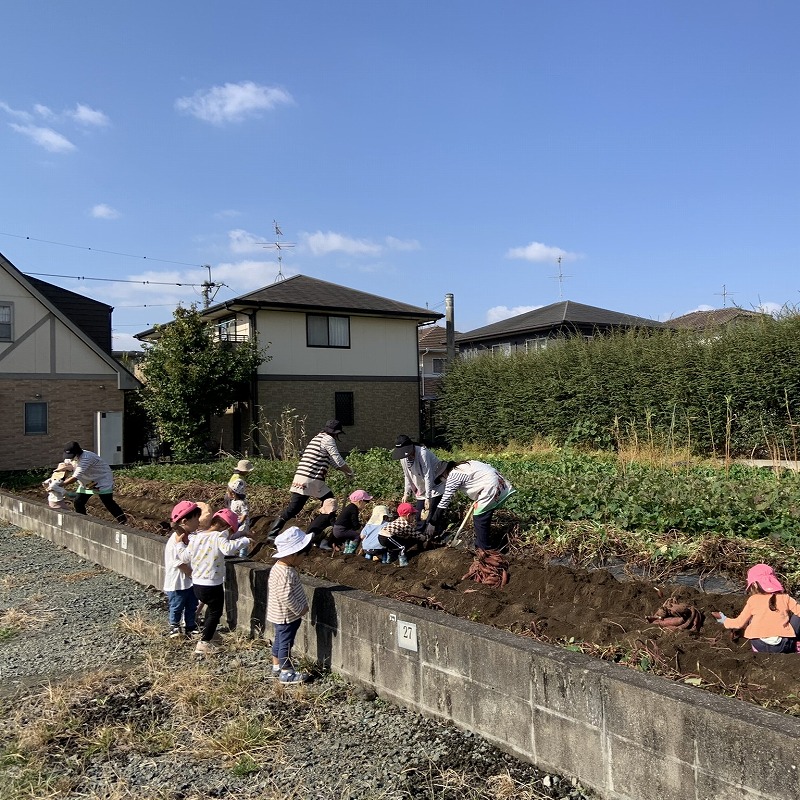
[256,311,419,377]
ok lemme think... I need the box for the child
[42,461,74,509]
[360,504,391,561]
[712,563,800,653]
[378,503,428,566]
[226,478,250,556]
[323,489,372,553]
[308,497,338,549]
[164,501,201,639]
[267,526,313,683]
[228,459,255,492]
[179,508,251,656]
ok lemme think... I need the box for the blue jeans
[272,618,302,670]
[167,588,198,630]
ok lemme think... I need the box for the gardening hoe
[443,505,475,548]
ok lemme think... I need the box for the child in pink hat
[164,501,203,639]
[712,564,800,653]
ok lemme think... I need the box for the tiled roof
[418,325,454,348]
[209,274,441,321]
[668,308,765,330]
[458,300,662,343]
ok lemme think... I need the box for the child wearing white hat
[267,526,313,683]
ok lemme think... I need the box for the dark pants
[272,490,334,537]
[473,509,503,551]
[272,618,302,670]
[73,491,127,524]
[332,526,359,541]
[193,583,224,642]
[307,510,337,545]
[414,496,442,532]
[378,533,419,553]
[751,614,800,653]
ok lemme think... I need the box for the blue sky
[2,2,799,349]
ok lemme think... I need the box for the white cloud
[506,241,580,263]
[0,101,32,121]
[215,208,242,219]
[304,230,382,257]
[755,301,783,317]
[91,204,120,219]
[486,304,541,324]
[386,236,420,251]
[228,228,268,254]
[33,104,54,119]
[70,103,110,127]
[9,123,75,153]
[175,81,293,124]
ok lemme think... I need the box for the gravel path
[0,521,591,799]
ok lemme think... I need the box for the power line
[0,231,203,268]
[23,271,201,288]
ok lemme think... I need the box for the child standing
[226,478,250,557]
[712,563,800,653]
[164,501,201,639]
[179,508,251,656]
[323,489,372,553]
[228,458,255,489]
[378,503,427,566]
[42,461,74,509]
[360,504,391,561]
[267,526,313,683]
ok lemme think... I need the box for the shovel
[440,505,475,548]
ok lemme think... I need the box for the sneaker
[270,666,281,679]
[342,540,358,555]
[364,552,372,560]
[194,640,219,656]
[318,540,333,552]
[185,628,201,639]
[381,551,392,565]
[398,551,409,567]
[279,670,309,684]
[168,626,182,639]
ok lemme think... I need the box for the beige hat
[235,459,254,473]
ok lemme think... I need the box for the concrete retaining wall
[2,490,798,800]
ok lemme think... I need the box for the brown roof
[418,325,454,348]
[668,308,766,330]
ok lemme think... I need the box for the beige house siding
[0,379,123,471]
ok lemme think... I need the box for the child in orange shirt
[712,563,800,653]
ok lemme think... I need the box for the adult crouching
[60,441,127,524]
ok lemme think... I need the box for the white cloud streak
[70,103,110,127]
[506,241,580,263]
[386,236,420,251]
[175,81,293,124]
[91,204,120,219]
[304,231,383,257]
[486,304,541,324]
[9,124,76,153]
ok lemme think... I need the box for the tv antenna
[262,220,295,283]
[200,264,226,308]
[714,284,737,308]
[549,256,571,300]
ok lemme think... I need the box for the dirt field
[22,485,800,716]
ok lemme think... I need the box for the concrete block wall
[2,489,798,800]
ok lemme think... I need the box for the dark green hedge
[441,314,800,457]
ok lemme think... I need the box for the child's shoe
[381,551,392,565]
[318,540,333,552]
[194,640,219,656]
[185,628,201,639]
[279,669,309,684]
[168,626,182,639]
[364,552,372,560]
[398,550,409,567]
[343,540,358,555]
[270,665,281,679]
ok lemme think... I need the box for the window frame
[334,391,355,426]
[24,401,48,435]
[431,357,446,375]
[306,314,351,349]
[0,301,13,342]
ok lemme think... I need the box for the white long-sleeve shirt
[70,450,114,492]
[401,445,447,500]
[437,460,513,516]
[163,533,193,592]
[178,529,251,587]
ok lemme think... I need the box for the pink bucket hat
[171,500,199,523]
[349,489,373,503]
[213,508,240,534]
[746,563,783,593]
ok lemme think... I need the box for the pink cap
[171,500,199,523]
[396,502,416,518]
[746,563,783,593]
[213,508,239,534]
[349,489,373,503]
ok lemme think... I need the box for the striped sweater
[293,432,346,481]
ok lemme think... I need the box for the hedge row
[440,314,800,457]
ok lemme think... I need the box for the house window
[431,357,445,374]
[335,391,355,426]
[307,314,350,348]
[24,402,48,435]
[525,338,549,352]
[216,318,236,341]
[491,343,512,356]
[0,302,12,341]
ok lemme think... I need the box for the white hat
[228,478,247,495]
[235,459,255,473]
[272,526,313,559]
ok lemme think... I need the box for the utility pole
[445,293,455,364]
[200,264,224,308]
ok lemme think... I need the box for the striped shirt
[294,432,346,481]
[178,529,251,587]
[267,562,308,624]
[438,460,509,514]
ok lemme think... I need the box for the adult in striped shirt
[266,419,354,541]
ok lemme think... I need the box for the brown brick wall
[210,379,420,457]
[0,378,124,470]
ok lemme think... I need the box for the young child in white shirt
[42,461,73,509]
[164,501,201,639]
